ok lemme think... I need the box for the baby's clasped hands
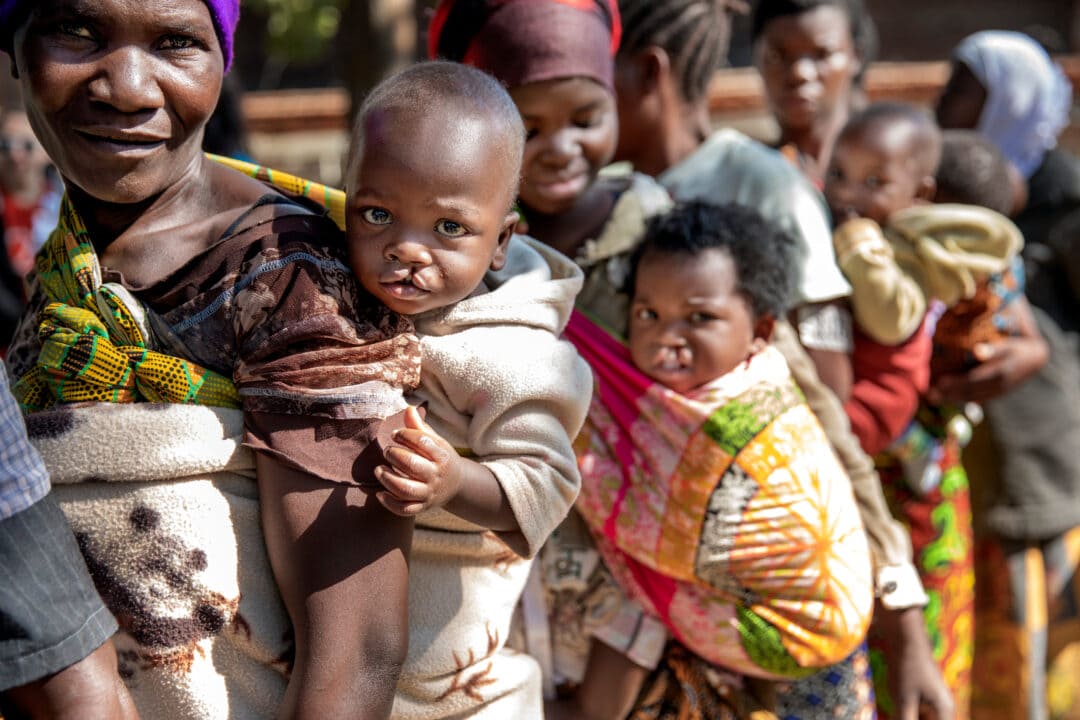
[375,406,464,516]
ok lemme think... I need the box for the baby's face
[628,248,761,394]
[346,109,518,316]
[824,125,925,226]
[508,77,617,216]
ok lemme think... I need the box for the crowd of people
[1,1,1079,719]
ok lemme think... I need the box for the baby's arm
[834,218,927,345]
[375,406,518,532]
[378,329,591,556]
[546,640,650,720]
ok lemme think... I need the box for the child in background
[344,61,592,719]
[825,102,1023,490]
[560,201,874,719]
[824,102,1026,717]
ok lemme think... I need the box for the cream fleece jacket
[391,234,591,719]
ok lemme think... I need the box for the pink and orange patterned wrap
[565,311,874,679]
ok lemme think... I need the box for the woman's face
[0,111,52,195]
[508,77,618,216]
[754,5,861,135]
[935,62,987,131]
[13,0,224,204]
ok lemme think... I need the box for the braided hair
[750,0,878,68]
[617,0,747,104]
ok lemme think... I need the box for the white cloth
[953,30,1073,179]
[393,234,592,719]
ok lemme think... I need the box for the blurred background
[2,0,1079,187]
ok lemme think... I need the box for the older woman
[751,0,875,189]
[2,2,420,719]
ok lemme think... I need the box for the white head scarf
[953,31,1073,178]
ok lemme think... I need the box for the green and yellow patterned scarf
[13,195,240,412]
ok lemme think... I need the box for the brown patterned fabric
[7,194,421,484]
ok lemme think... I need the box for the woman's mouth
[74,129,167,154]
[531,172,589,204]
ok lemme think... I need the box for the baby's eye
[361,207,392,225]
[633,307,657,321]
[434,219,467,238]
[689,312,716,323]
[864,176,883,189]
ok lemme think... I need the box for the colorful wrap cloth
[208,153,347,230]
[565,311,874,679]
[13,196,240,412]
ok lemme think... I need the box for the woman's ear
[489,210,518,271]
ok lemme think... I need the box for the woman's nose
[87,46,165,113]
[787,56,818,85]
[541,129,580,164]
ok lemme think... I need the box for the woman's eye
[58,22,94,40]
[690,312,715,323]
[435,219,466,237]
[160,34,198,50]
[361,208,392,225]
[761,47,785,66]
[574,113,601,129]
[633,308,656,321]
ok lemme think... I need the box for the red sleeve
[844,318,932,456]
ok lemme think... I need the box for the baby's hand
[375,406,463,516]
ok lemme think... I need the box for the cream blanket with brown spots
[27,402,291,720]
[28,399,560,720]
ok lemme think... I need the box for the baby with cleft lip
[343,60,593,718]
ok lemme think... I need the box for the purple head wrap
[0,0,240,72]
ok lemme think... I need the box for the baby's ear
[916,174,937,202]
[489,210,518,271]
[753,314,776,344]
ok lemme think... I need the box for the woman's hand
[929,337,1048,404]
[375,406,465,516]
[877,605,955,720]
[929,296,1049,405]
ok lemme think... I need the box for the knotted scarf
[13,196,240,411]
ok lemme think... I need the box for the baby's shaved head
[347,61,525,208]
[840,102,943,178]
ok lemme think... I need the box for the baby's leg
[256,453,413,720]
